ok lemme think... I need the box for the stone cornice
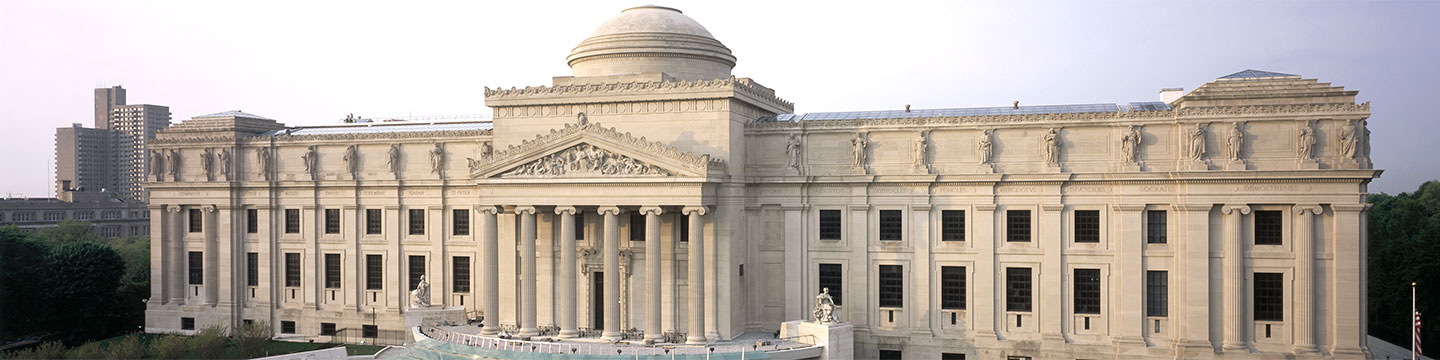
[746,103,1369,132]
[484,77,793,112]
[472,121,725,177]
[152,129,493,146]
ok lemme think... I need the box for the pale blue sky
[1,0,1435,195]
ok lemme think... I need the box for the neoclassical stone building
[143,6,1378,359]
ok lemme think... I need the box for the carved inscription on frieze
[934,186,976,194]
[1236,184,1312,192]
[1139,185,1176,193]
[1067,185,1112,194]
[361,190,387,196]
[998,186,1042,194]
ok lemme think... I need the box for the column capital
[682,206,709,216]
[1293,204,1324,215]
[165,205,182,213]
[554,206,577,216]
[1175,204,1214,212]
[1042,204,1066,212]
[202,204,218,213]
[975,204,998,212]
[475,206,500,215]
[597,206,622,216]
[1221,204,1251,215]
[514,206,537,215]
[846,204,870,211]
[1332,203,1370,213]
[638,206,664,216]
[909,204,932,212]
[1113,204,1146,212]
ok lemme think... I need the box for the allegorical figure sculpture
[1121,125,1141,164]
[430,143,445,174]
[813,288,837,323]
[786,134,802,171]
[168,149,181,180]
[343,145,359,177]
[257,148,274,180]
[218,148,231,179]
[1188,123,1207,161]
[150,150,165,178]
[1042,128,1060,165]
[1227,122,1244,161]
[1339,120,1358,159]
[852,133,867,168]
[387,144,401,174]
[1298,122,1317,160]
[201,148,215,178]
[978,129,994,164]
[913,132,928,168]
[411,275,431,308]
[301,145,318,177]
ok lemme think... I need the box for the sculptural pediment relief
[470,122,725,179]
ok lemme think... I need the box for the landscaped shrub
[148,335,187,359]
[3,341,66,359]
[233,321,273,357]
[104,334,145,360]
[72,341,105,359]
[188,326,228,359]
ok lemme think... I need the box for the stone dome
[567,6,736,80]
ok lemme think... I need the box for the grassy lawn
[52,333,385,359]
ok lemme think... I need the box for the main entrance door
[592,272,604,330]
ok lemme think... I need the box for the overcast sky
[1,0,1436,196]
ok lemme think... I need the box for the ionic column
[203,205,219,305]
[1293,204,1323,354]
[148,205,164,305]
[167,205,185,305]
[479,206,501,335]
[683,206,708,344]
[1220,204,1251,351]
[598,206,623,341]
[516,206,539,337]
[640,206,664,342]
[555,206,579,339]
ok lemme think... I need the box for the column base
[685,335,707,345]
[643,333,662,342]
[706,331,722,342]
[1292,343,1319,355]
[518,328,539,337]
[1221,341,1249,352]
[557,330,578,339]
[479,327,499,336]
[601,331,623,342]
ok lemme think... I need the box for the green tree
[0,226,51,339]
[45,241,127,344]
[37,220,98,244]
[108,236,150,334]
[1369,180,1440,350]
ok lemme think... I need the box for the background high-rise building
[54,123,116,202]
[94,85,125,130]
[109,104,170,201]
[53,86,169,203]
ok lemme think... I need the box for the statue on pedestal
[411,275,431,308]
[813,288,837,323]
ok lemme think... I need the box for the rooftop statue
[813,288,837,323]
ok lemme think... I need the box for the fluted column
[555,206,579,338]
[683,206,708,344]
[640,206,664,342]
[479,206,501,335]
[516,206,539,337]
[167,205,185,304]
[202,205,219,305]
[1221,204,1251,351]
[1293,204,1323,354]
[599,206,623,341]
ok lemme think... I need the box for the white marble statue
[913,132,928,168]
[1042,128,1060,165]
[201,148,215,178]
[1339,120,1357,159]
[978,129,994,164]
[430,143,445,174]
[218,148,231,179]
[1188,123,1207,161]
[168,149,181,179]
[786,134,801,171]
[851,133,867,168]
[257,148,274,180]
[301,145,318,177]
[813,288,837,323]
[343,145,359,177]
[388,144,401,174]
[1298,122,1317,160]
[411,275,431,308]
[1226,122,1244,161]
[1121,125,1141,164]
[150,150,165,178]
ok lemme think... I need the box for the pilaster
[1221,204,1251,352]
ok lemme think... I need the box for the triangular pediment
[467,122,725,179]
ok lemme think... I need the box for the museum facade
[143,6,1378,359]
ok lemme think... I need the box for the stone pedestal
[1223,159,1247,171]
[975,163,995,174]
[404,307,466,333]
[781,320,852,360]
[1116,163,1141,172]
[1183,159,1209,171]
[1043,164,1063,173]
[1297,159,1320,170]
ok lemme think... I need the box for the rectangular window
[324,209,340,234]
[678,214,689,242]
[1007,210,1031,242]
[188,251,203,285]
[246,252,259,286]
[1074,268,1101,314]
[246,209,258,234]
[281,321,296,334]
[941,266,966,310]
[284,253,301,287]
[575,212,586,240]
[1146,210,1167,244]
[1006,267,1032,312]
[630,213,645,241]
[453,256,471,293]
[879,350,902,360]
[409,255,425,291]
[284,209,300,234]
[941,353,966,360]
[819,209,842,240]
[366,209,382,235]
[366,255,383,290]
[878,210,903,241]
[878,265,904,308]
[188,208,202,233]
[362,325,378,338]
[1073,210,1100,243]
[452,209,470,236]
[818,263,843,306]
[320,323,337,336]
[181,317,195,331]
[1254,272,1284,321]
[408,209,425,235]
[1255,210,1283,245]
[1147,271,1168,317]
[324,254,341,289]
[941,210,965,242]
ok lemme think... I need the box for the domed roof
[568,6,736,80]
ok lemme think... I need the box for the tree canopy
[1369,180,1440,350]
